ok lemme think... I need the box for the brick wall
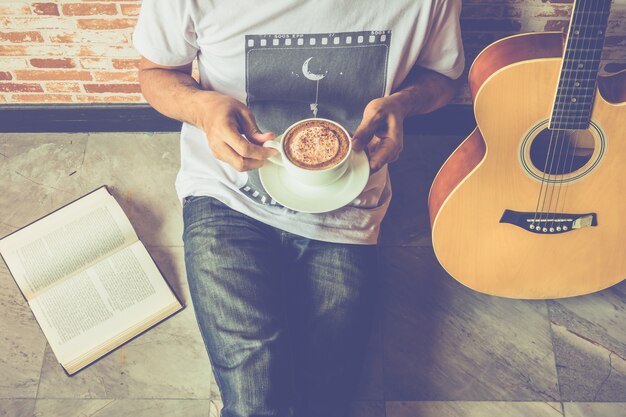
[0,0,625,105]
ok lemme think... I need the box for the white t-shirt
[133,0,464,245]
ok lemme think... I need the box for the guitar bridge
[499,210,597,234]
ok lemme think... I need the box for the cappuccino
[283,120,350,170]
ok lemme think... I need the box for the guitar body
[429,32,626,299]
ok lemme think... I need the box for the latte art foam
[283,120,350,170]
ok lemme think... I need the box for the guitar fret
[551,115,594,121]
[562,58,602,62]
[562,48,605,52]
[552,109,595,114]
[554,97,594,102]
[563,85,596,90]
[554,102,593,109]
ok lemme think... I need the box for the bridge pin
[542,227,548,232]
[563,226,569,231]
[556,227,562,232]
[549,227,555,232]
[530,224,535,230]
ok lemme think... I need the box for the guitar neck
[549,0,612,131]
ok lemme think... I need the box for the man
[134,1,463,416]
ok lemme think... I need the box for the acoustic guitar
[429,0,626,299]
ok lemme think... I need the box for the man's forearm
[389,66,458,119]
[138,66,219,128]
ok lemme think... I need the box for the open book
[0,186,183,375]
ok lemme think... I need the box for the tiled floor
[0,132,625,417]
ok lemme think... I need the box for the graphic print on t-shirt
[240,31,390,206]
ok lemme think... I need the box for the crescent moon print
[302,57,327,81]
[302,57,328,117]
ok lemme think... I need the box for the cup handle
[263,139,283,166]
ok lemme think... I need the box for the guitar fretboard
[549,0,612,130]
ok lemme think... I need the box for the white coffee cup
[263,118,352,187]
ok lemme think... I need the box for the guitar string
[556,0,609,222]
[530,2,579,229]
[532,22,571,229]
[542,0,597,231]
[546,0,595,231]
[535,1,580,231]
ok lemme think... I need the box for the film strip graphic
[241,30,390,208]
[245,30,391,51]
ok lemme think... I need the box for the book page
[29,241,181,365]
[0,187,137,299]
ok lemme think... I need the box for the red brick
[604,62,626,73]
[0,83,44,93]
[0,72,13,81]
[0,3,31,15]
[76,94,143,103]
[32,3,60,16]
[0,31,44,43]
[604,36,626,48]
[461,18,522,32]
[544,20,569,31]
[112,59,141,70]
[80,58,111,69]
[77,18,136,30]
[44,82,82,93]
[532,6,570,18]
[15,70,92,81]
[120,4,141,16]
[49,32,76,43]
[0,16,76,30]
[93,71,138,82]
[12,94,74,102]
[84,83,141,93]
[61,3,117,16]
[462,5,502,19]
[30,58,76,69]
[0,46,27,56]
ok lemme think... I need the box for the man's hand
[192,92,277,172]
[352,67,458,173]
[137,56,276,172]
[352,96,406,173]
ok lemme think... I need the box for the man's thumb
[239,111,274,144]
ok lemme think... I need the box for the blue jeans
[183,196,379,417]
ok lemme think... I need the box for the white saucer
[259,151,370,214]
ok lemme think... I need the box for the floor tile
[0,133,183,247]
[379,134,463,247]
[386,401,564,417]
[80,132,183,247]
[563,402,626,417]
[355,312,385,401]
[0,133,89,239]
[549,281,626,401]
[349,401,386,417]
[146,246,191,307]
[0,264,47,398]
[381,246,559,401]
[0,399,36,417]
[33,399,211,417]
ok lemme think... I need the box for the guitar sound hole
[529,128,595,175]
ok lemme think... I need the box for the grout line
[3,398,615,402]
[546,301,565,416]
[33,341,48,400]
[10,398,212,401]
